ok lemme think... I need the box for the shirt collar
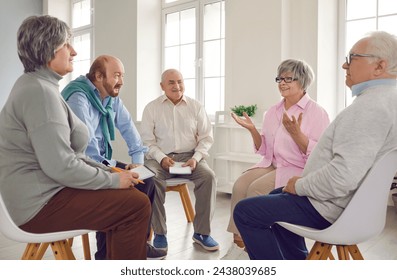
[161,94,188,105]
[275,93,311,111]
[352,79,397,97]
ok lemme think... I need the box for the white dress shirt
[140,95,213,163]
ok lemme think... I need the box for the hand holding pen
[111,166,145,188]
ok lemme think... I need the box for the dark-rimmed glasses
[345,53,379,65]
[275,77,298,83]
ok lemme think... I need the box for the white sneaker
[220,243,249,260]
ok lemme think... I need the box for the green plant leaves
[230,104,257,117]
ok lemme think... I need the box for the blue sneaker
[153,234,168,250]
[192,233,219,251]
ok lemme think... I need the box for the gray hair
[277,59,314,92]
[364,31,397,75]
[17,15,71,73]
[161,69,183,83]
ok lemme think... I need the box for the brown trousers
[20,187,150,260]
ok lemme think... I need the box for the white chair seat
[0,192,91,260]
[276,148,397,260]
[165,178,192,186]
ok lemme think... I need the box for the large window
[71,0,93,80]
[343,0,397,106]
[162,0,225,118]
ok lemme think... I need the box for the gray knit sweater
[296,81,397,223]
[0,67,119,226]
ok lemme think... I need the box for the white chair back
[277,148,397,245]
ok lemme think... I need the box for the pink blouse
[250,94,330,188]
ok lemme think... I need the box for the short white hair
[365,31,397,75]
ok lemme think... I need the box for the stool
[147,178,196,241]
[166,178,195,223]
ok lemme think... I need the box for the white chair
[0,192,92,260]
[276,148,397,260]
[165,178,195,223]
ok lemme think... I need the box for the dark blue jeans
[95,177,155,260]
[234,187,331,260]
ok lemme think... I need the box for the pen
[110,167,145,185]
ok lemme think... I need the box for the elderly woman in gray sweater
[0,15,150,260]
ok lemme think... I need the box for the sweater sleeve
[24,85,119,190]
[295,100,392,201]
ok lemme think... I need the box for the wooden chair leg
[347,245,364,260]
[81,233,91,260]
[50,240,76,260]
[148,228,153,241]
[336,245,350,260]
[308,243,364,260]
[166,184,195,223]
[22,235,91,260]
[22,243,49,260]
[307,242,333,260]
[68,235,91,260]
[178,184,195,223]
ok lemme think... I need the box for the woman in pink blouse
[227,59,330,248]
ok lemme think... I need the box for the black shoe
[147,243,167,260]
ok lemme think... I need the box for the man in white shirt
[140,69,218,251]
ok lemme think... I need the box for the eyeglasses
[275,77,297,83]
[345,53,379,65]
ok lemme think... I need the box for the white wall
[136,0,162,121]
[94,0,162,162]
[225,0,283,124]
[0,0,42,110]
[3,0,340,162]
[225,0,339,121]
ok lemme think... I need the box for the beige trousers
[227,166,276,235]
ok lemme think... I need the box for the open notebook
[169,162,192,175]
[130,165,156,180]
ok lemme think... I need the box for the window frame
[339,0,397,109]
[161,0,225,119]
[70,0,94,81]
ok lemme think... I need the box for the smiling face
[277,71,305,101]
[47,40,77,76]
[94,57,125,99]
[160,69,185,104]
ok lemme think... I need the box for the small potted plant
[230,104,257,117]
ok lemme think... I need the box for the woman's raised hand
[231,112,256,131]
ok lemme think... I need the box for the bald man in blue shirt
[62,55,165,260]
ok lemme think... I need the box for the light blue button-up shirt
[65,76,148,165]
[352,79,397,97]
